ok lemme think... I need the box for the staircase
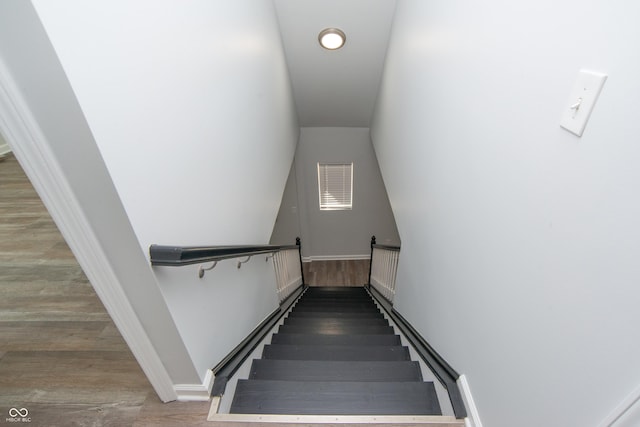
[229,286,444,416]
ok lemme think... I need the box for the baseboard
[302,254,370,262]
[174,369,214,402]
[457,375,483,427]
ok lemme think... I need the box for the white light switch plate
[560,70,607,136]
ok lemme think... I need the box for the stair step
[287,310,384,319]
[278,324,393,335]
[271,333,401,346]
[284,317,390,328]
[305,287,368,294]
[301,294,373,301]
[291,305,381,313]
[296,299,375,306]
[230,380,442,415]
[249,359,423,382]
[262,344,410,361]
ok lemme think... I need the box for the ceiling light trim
[318,28,346,50]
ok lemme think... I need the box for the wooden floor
[0,154,210,426]
[303,260,370,287]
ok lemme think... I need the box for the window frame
[317,162,353,211]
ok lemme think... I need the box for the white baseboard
[174,369,214,402]
[598,383,640,427]
[302,254,370,262]
[458,374,483,427]
[0,141,10,156]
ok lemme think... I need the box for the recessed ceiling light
[318,28,346,50]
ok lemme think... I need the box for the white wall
[294,127,399,259]
[270,161,301,246]
[31,0,298,382]
[372,1,640,426]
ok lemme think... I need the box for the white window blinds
[317,163,353,210]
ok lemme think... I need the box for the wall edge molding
[175,369,214,402]
[457,375,483,427]
[0,59,177,402]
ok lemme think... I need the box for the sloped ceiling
[274,0,397,127]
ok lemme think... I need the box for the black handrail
[368,285,467,419]
[149,242,298,267]
[372,243,401,251]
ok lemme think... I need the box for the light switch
[560,70,607,136]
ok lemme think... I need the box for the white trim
[174,369,213,402]
[0,139,10,156]
[598,383,640,427]
[302,254,371,262]
[0,59,177,401]
[207,414,463,425]
[457,375,483,427]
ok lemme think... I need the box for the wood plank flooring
[303,259,370,286]
[0,154,210,426]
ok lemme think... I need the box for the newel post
[367,235,376,287]
[296,237,305,285]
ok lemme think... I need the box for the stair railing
[149,237,305,303]
[367,235,400,303]
[272,238,304,303]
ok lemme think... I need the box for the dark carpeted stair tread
[301,294,371,302]
[287,310,384,319]
[304,286,368,293]
[249,359,423,382]
[230,380,442,415]
[284,317,389,328]
[278,324,394,335]
[291,305,381,313]
[270,333,401,346]
[262,344,410,361]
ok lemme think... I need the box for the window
[317,163,353,210]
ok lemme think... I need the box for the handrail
[149,243,298,266]
[367,285,467,419]
[372,243,401,251]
